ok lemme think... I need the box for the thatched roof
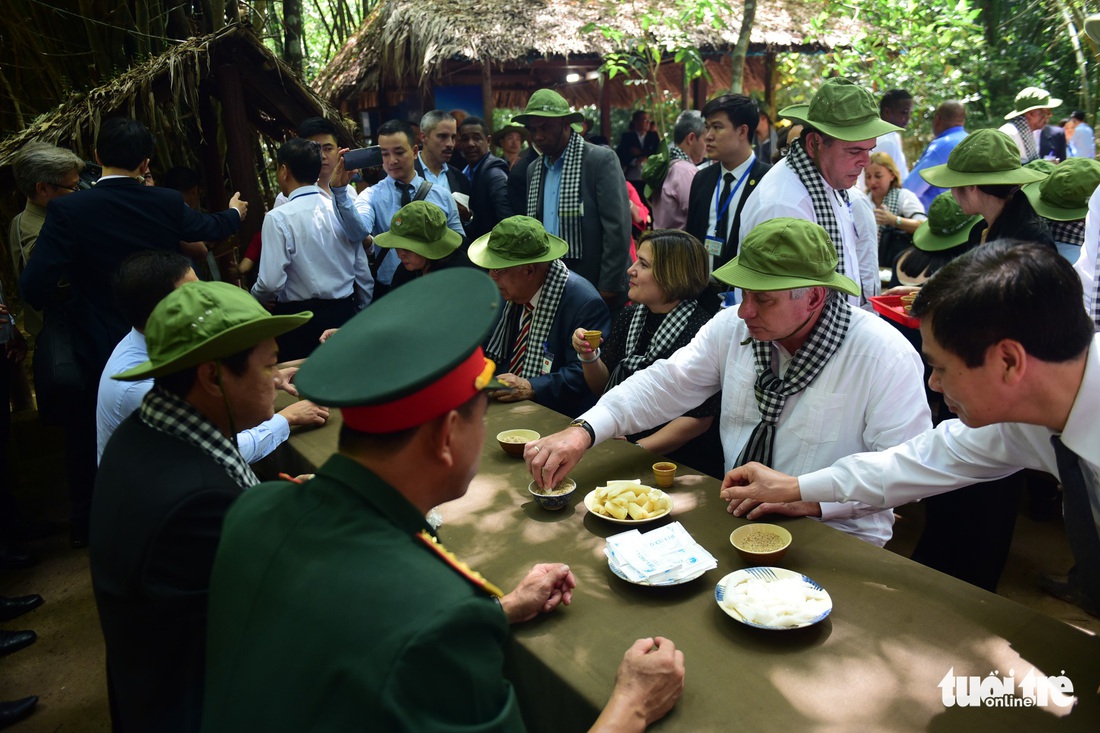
[315,0,849,109]
[0,23,351,171]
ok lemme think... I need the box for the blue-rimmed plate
[715,567,832,630]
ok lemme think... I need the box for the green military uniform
[202,269,523,731]
[202,454,523,731]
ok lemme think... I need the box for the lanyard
[713,154,755,235]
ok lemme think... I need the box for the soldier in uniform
[202,268,685,732]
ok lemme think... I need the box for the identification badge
[704,235,724,257]
[541,354,554,375]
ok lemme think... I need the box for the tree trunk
[729,0,757,95]
[283,0,305,75]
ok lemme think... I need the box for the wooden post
[764,52,776,120]
[599,72,611,138]
[682,63,690,111]
[217,64,264,264]
[481,62,494,124]
[692,74,707,111]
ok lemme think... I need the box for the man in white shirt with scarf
[525,218,930,547]
[740,78,902,306]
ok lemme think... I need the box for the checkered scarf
[735,290,851,468]
[1092,260,1100,329]
[607,300,699,389]
[485,259,571,379]
[669,144,692,164]
[1011,115,1039,163]
[527,131,586,259]
[876,187,902,240]
[786,139,848,276]
[139,386,259,490]
[1050,219,1085,247]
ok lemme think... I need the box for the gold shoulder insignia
[416,530,504,598]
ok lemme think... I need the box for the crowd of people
[4,19,1100,728]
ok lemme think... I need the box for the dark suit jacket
[685,159,773,268]
[91,412,244,733]
[1040,125,1068,162]
[488,271,611,418]
[19,178,239,378]
[507,147,539,219]
[464,153,514,242]
[413,158,471,201]
[616,129,661,174]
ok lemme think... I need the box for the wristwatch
[568,418,595,447]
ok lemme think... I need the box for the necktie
[715,172,735,240]
[509,303,535,374]
[1051,435,1100,608]
[397,181,412,206]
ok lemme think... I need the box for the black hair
[277,138,323,185]
[298,117,339,140]
[880,89,913,114]
[154,346,254,398]
[96,117,154,170]
[1072,110,1087,123]
[114,251,195,330]
[631,110,649,123]
[377,119,417,148]
[459,116,490,137]
[701,95,759,144]
[162,166,201,193]
[911,240,1093,367]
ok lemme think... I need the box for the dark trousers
[63,387,98,532]
[272,297,358,361]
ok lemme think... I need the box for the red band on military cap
[341,348,492,433]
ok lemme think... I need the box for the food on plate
[721,575,830,628]
[590,481,670,521]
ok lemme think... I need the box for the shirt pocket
[787,389,847,446]
[722,361,759,430]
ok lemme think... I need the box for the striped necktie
[509,303,535,373]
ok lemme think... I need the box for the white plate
[608,559,709,586]
[583,488,673,525]
[714,567,832,630]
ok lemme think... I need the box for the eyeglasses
[50,181,80,192]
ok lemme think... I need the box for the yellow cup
[584,330,602,350]
[652,461,677,488]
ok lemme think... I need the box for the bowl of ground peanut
[496,429,540,457]
[730,524,792,565]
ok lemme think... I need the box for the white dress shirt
[96,329,290,464]
[252,185,373,307]
[705,155,756,272]
[739,159,876,307]
[801,334,1100,533]
[1074,185,1100,324]
[580,302,931,546]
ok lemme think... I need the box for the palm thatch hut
[314,0,852,133]
[0,22,355,278]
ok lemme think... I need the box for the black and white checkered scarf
[606,300,698,389]
[786,139,848,277]
[669,144,692,164]
[876,187,902,240]
[1050,219,1085,247]
[139,386,259,490]
[1011,115,1039,163]
[735,290,851,468]
[527,131,586,259]
[485,259,571,379]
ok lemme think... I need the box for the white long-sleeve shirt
[581,303,931,546]
[801,335,1100,533]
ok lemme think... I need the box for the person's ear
[195,361,222,396]
[995,339,1028,386]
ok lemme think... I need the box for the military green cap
[642,139,671,199]
[374,201,462,260]
[779,78,902,142]
[912,193,983,252]
[294,269,505,433]
[712,218,859,296]
[113,281,310,380]
[1004,87,1062,119]
[1024,159,1057,176]
[919,129,1047,188]
[512,89,584,125]
[468,215,568,270]
[1023,157,1100,221]
[491,122,529,147]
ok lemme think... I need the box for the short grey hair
[419,110,456,136]
[673,110,705,144]
[788,287,811,300]
[13,142,85,198]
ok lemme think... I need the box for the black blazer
[413,158,471,201]
[616,130,661,173]
[1040,126,1068,162]
[464,153,514,242]
[685,159,773,268]
[19,177,240,378]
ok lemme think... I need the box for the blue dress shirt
[904,126,969,211]
[540,154,566,237]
